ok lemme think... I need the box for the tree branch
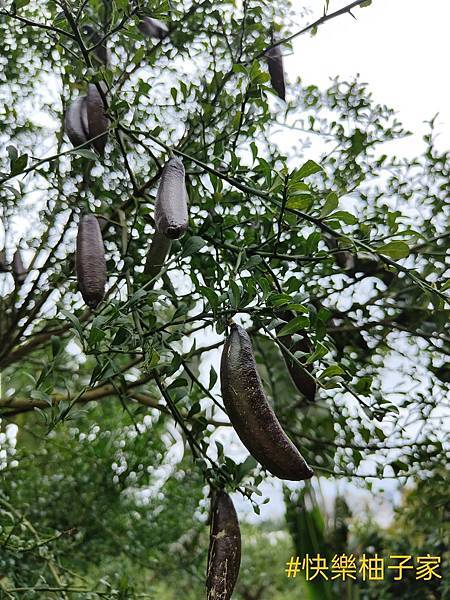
[260,0,373,57]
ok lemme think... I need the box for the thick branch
[0,374,153,417]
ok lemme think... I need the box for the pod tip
[165,224,186,239]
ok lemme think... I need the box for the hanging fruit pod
[221,323,313,481]
[76,214,107,308]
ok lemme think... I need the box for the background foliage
[0,0,448,597]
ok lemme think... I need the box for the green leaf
[61,309,83,338]
[30,389,52,405]
[294,160,323,180]
[208,366,217,390]
[236,455,257,482]
[10,153,28,175]
[377,241,410,260]
[286,303,308,314]
[277,316,310,337]
[133,46,146,66]
[74,149,98,161]
[286,195,313,211]
[187,402,201,418]
[288,181,310,193]
[325,210,357,225]
[182,236,206,257]
[320,364,344,379]
[88,327,106,346]
[350,128,367,156]
[228,280,241,308]
[113,327,130,346]
[355,375,372,395]
[391,460,409,475]
[306,341,328,364]
[305,231,321,254]
[244,255,262,269]
[320,192,339,217]
[147,349,160,369]
[168,377,188,390]
[51,336,62,359]
[199,286,219,313]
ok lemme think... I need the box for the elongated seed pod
[86,84,109,155]
[276,310,316,401]
[0,249,8,273]
[65,97,89,148]
[206,491,241,600]
[221,323,313,481]
[80,97,90,139]
[155,157,189,239]
[76,214,106,308]
[265,43,286,100]
[278,330,316,402]
[144,231,172,279]
[138,17,169,40]
[12,249,27,285]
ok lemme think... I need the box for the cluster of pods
[64,18,294,600]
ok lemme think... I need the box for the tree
[0,0,448,597]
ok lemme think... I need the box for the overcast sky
[287,0,450,151]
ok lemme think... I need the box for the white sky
[287,0,450,151]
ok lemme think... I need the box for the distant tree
[286,474,449,599]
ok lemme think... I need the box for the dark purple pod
[65,96,89,148]
[86,84,109,156]
[138,17,169,40]
[12,249,27,285]
[76,214,106,308]
[276,310,316,402]
[0,249,8,273]
[206,490,241,600]
[155,157,189,239]
[144,230,172,279]
[265,43,286,100]
[221,324,313,481]
[278,330,316,402]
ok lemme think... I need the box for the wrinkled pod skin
[221,324,313,481]
[144,231,172,280]
[276,311,316,402]
[86,84,109,155]
[265,43,286,100]
[12,250,27,285]
[206,491,241,600]
[76,214,107,308]
[65,96,89,148]
[155,157,189,239]
[138,17,169,40]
